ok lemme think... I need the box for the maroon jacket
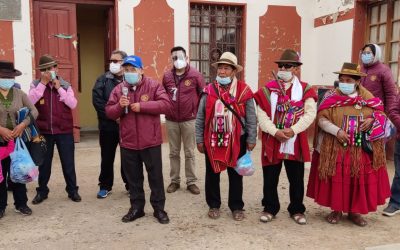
[361,61,397,113]
[162,65,205,122]
[105,76,172,150]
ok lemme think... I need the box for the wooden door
[33,1,80,142]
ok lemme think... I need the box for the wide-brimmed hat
[275,49,302,66]
[211,52,243,72]
[334,62,367,77]
[37,54,57,70]
[0,60,22,78]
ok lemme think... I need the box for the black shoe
[153,210,170,224]
[0,209,4,219]
[69,192,82,202]
[32,193,48,205]
[15,206,32,216]
[122,208,145,223]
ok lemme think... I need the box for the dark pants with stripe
[121,145,165,211]
[98,130,128,191]
[205,135,246,212]
[262,160,306,216]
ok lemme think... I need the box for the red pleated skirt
[307,150,391,214]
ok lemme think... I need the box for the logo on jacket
[141,94,149,102]
[370,75,377,81]
[184,80,192,87]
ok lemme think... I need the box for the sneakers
[97,189,111,199]
[166,183,180,193]
[383,204,400,217]
[15,206,32,216]
[187,184,200,195]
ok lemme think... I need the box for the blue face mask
[124,72,140,85]
[361,53,374,64]
[338,82,355,95]
[216,76,231,85]
[0,79,15,90]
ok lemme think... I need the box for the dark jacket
[162,65,205,122]
[105,76,172,150]
[92,72,122,131]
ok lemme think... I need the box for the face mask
[216,76,231,85]
[49,71,57,80]
[0,79,15,90]
[109,62,122,74]
[277,71,293,82]
[174,59,187,70]
[338,82,356,95]
[361,53,374,65]
[125,72,140,85]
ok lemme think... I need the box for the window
[190,3,243,83]
[367,0,400,83]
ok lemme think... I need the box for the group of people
[0,43,399,228]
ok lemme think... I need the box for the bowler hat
[211,52,243,72]
[37,54,57,70]
[0,60,22,78]
[275,49,302,66]
[334,62,367,77]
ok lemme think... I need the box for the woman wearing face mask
[307,62,391,227]
[195,52,257,221]
[0,61,38,219]
[360,44,397,113]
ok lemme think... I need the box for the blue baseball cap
[122,55,143,69]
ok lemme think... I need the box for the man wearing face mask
[162,46,205,195]
[195,52,257,221]
[29,54,81,204]
[254,49,317,225]
[106,55,172,224]
[92,50,129,199]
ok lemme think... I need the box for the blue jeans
[36,133,78,196]
[389,140,400,208]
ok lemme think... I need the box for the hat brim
[274,60,302,66]
[333,70,367,77]
[211,61,243,72]
[37,61,57,70]
[0,69,22,78]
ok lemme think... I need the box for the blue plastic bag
[234,151,255,176]
[10,137,38,184]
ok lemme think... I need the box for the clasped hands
[119,96,140,112]
[0,123,26,141]
[336,118,374,144]
[274,128,295,142]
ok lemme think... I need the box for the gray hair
[111,50,128,59]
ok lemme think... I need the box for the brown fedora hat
[37,54,57,70]
[275,49,302,66]
[334,62,367,77]
[211,52,243,72]
[0,60,22,78]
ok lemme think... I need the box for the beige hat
[211,52,243,72]
[334,62,367,77]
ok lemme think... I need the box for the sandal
[208,208,220,219]
[326,211,342,224]
[260,211,274,223]
[348,213,368,227]
[232,210,245,221]
[291,213,307,225]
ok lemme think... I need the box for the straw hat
[211,52,243,72]
[334,62,367,77]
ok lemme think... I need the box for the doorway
[32,0,116,141]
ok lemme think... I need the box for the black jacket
[92,72,122,131]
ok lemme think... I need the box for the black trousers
[262,160,306,216]
[121,145,165,211]
[0,157,28,210]
[205,135,246,212]
[36,133,78,196]
[98,130,127,191]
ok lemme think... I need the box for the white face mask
[174,59,187,69]
[277,71,293,82]
[109,62,122,74]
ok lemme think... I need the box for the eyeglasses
[278,64,295,69]
[109,59,123,63]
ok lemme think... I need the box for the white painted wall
[314,0,355,17]
[12,0,33,92]
[117,0,140,55]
